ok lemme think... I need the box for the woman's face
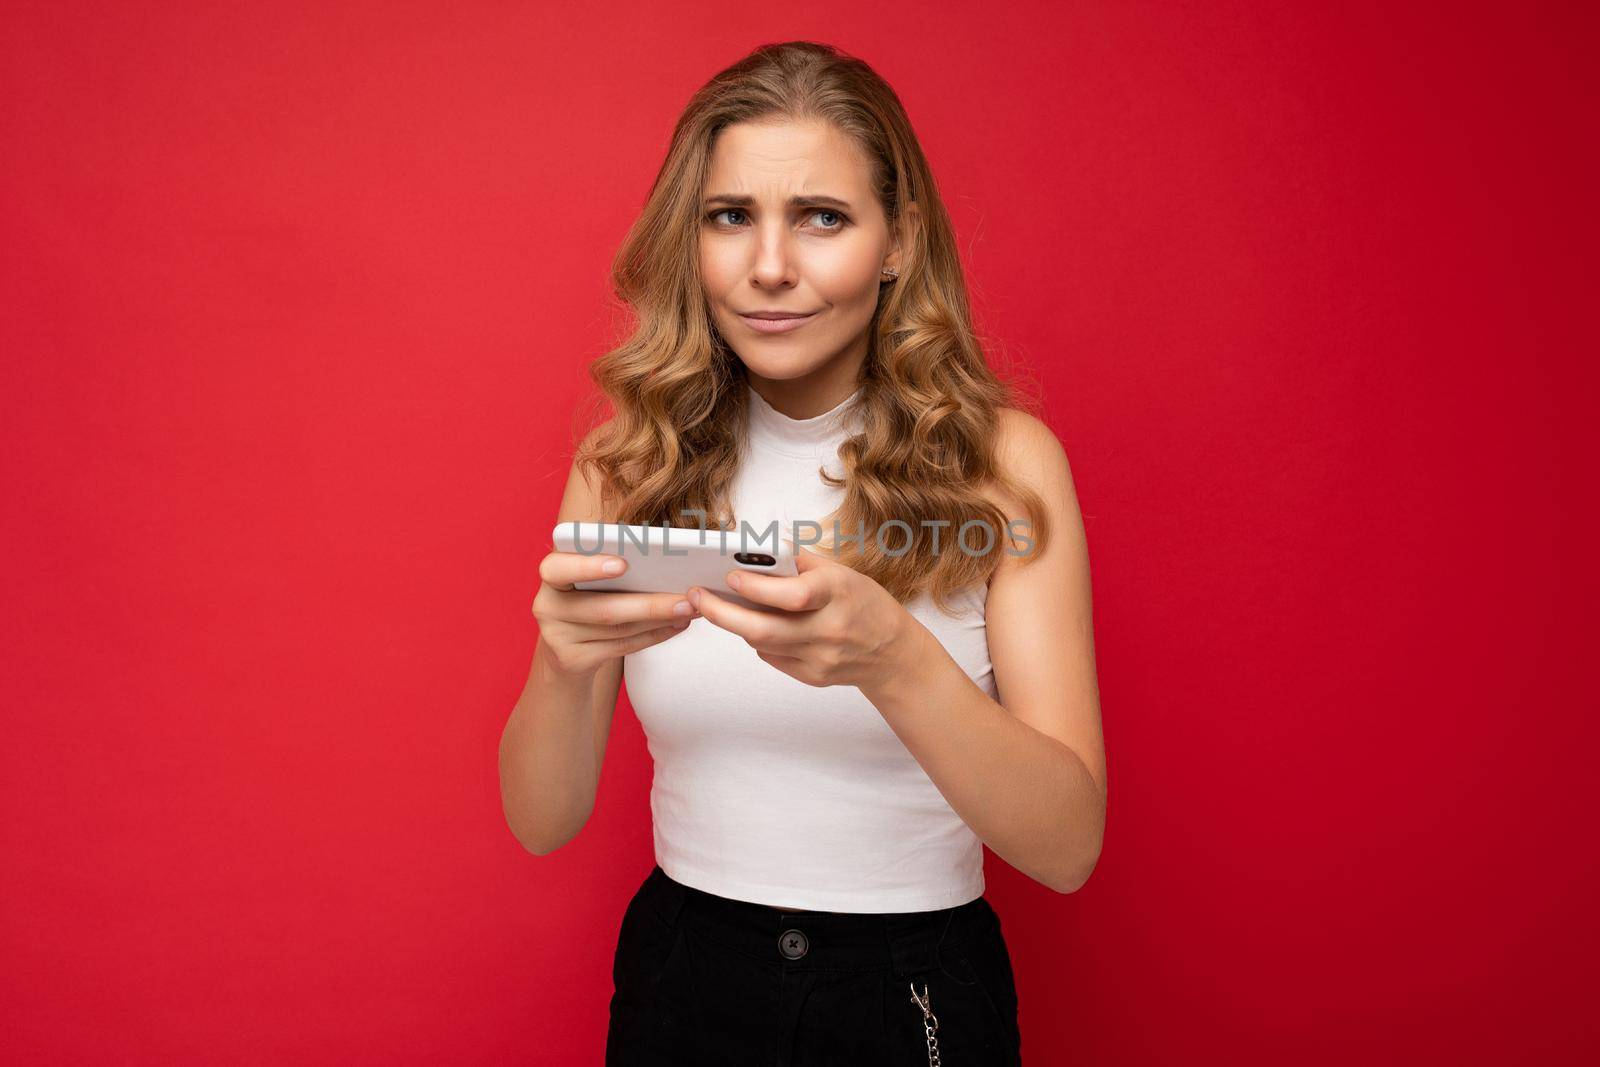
[699,119,906,401]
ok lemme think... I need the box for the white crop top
[621,382,996,912]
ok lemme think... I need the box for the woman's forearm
[498,640,603,854]
[860,619,1106,893]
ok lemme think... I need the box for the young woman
[500,40,1106,1066]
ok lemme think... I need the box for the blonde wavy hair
[574,40,1051,616]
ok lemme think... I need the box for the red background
[3,2,1594,1063]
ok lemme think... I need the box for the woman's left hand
[686,543,924,690]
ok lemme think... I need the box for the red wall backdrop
[3,2,1594,1063]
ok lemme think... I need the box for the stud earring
[880,268,900,279]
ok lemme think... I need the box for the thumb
[790,540,839,572]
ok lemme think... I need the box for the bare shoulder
[987,407,1076,516]
[995,407,1066,467]
[981,405,1105,816]
[982,405,1086,579]
[559,416,617,523]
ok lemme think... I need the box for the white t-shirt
[622,383,996,912]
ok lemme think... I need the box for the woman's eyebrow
[702,193,855,210]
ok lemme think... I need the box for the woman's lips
[739,312,818,334]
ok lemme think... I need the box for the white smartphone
[550,521,799,612]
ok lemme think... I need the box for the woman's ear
[886,200,920,274]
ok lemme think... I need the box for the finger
[575,614,694,641]
[723,566,830,612]
[589,619,692,659]
[540,550,629,592]
[791,542,842,573]
[563,589,698,627]
[689,586,803,649]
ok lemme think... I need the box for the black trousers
[606,864,1023,1066]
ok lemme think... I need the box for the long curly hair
[573,40,1051,616]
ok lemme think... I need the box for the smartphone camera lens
[733,552,776,567]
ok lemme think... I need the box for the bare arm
[861,410,1106,891]
[500,649,621,855]
[498,424,692,854]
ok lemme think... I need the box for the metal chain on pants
[909,980,941,1066]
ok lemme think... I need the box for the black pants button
[778,928,809,959]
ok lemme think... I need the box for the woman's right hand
[531,550,699,679]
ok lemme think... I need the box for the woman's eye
[705,208,848,231]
